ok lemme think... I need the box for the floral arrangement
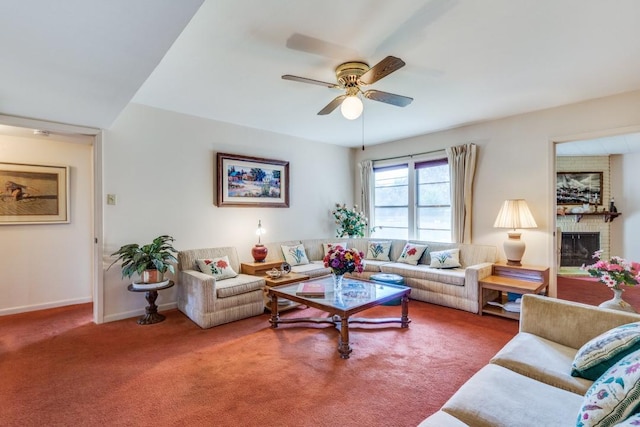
[332,203,368,238]
[323,245,364,276]
[581,250,640,290]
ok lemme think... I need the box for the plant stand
[127,281,174,325]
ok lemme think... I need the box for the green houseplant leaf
[108,235,178,280]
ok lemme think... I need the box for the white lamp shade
[340,96,363,120]
[494,199,537,266]
[493,199,537,229]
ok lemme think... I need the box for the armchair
[177,246,265,328]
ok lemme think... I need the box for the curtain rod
[374,148,446,163]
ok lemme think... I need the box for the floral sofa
[263,237,497,314]
[419,294,640,426]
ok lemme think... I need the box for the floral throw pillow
[571,322,640,381]
[281,244,310,266]
[614,413,640,426]
[396,243,428,265]
[429,249,462,269]
[577,348,640,427]
[323,242,347,257]
[366,241,392,261]
[196,256,238,280]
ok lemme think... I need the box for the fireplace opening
[561,232,600,267]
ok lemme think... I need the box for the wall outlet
[107,194,116,205]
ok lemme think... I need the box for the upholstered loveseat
[419,294,640,426]
[263,237,497,313]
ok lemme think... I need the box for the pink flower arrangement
[581,250,640,290]
[322,245,364,276]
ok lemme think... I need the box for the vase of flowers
[582,250,640,312]
[322,245,364,291]
[332,203,368,238]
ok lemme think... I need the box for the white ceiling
[3,1,640,149]
[556,132,640,156]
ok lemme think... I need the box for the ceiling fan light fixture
[340,96,363,120]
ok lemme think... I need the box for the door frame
[0,114,104,323]
[548,124,640,298]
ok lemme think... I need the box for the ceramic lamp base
[503,232,525,266]
[251,244,268,262]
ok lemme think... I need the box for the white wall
[616,152,640,259]
[0,135,93,314]
[102,103,354,321]
[355,90,640,295]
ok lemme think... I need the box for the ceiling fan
[282,56,413,120]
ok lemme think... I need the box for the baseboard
[102,302,178,323]
[0,297,93,317]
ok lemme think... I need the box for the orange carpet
[1,300,519,427]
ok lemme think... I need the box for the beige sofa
[263,237,497,313]
[177,247,265,328]
[176,238,496,328]
[419,294,640,426]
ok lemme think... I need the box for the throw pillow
[613,413,640,426]
[323,242,347,257]
[281,243,310,266]
[429,248,462,269]
[396,243,428,265]
[577,348,640,427]
[366,241,392,261]
[196,256,238,280]
[571,322,640,381]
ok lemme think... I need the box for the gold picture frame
[0,162,70,224]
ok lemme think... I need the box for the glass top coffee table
[267,275,411,359]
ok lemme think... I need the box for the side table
[240,262,309,312]
[479,263,549,320]
[262,272,310,312]
[127,280,174,325]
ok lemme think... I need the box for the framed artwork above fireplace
[556,172,603,206]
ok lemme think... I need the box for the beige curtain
[359,160,373,236]
[446,143,477,243]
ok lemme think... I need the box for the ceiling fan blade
[282,74,339,89]
[318,95,347,115]
[359,56,406,85]
[363,90,413,107]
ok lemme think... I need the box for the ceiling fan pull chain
[361,109,365,151]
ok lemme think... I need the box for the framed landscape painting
[0,162,70,224]
[216,153,289,207]
[556,172,603,205]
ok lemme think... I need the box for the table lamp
[251,220,268,262]
[493,199,537,266]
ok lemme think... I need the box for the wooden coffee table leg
[338,317,352,359]
[269,294,279,328]
[401,294,410,328]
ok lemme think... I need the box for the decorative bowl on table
[266,268,283,279]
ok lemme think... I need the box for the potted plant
[108,235,178,284]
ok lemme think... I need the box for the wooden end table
[127,280,174,325]
[479,263,549,319]
[262,272,310,312]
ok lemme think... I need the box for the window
[373,165,409,239]
[372,157,451,242]
[416,159,451,242]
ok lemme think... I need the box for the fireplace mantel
[557,212,621,223]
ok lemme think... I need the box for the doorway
[553,127,640,280]
[0,116,103,323]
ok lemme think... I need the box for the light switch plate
[107,194,116,205]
